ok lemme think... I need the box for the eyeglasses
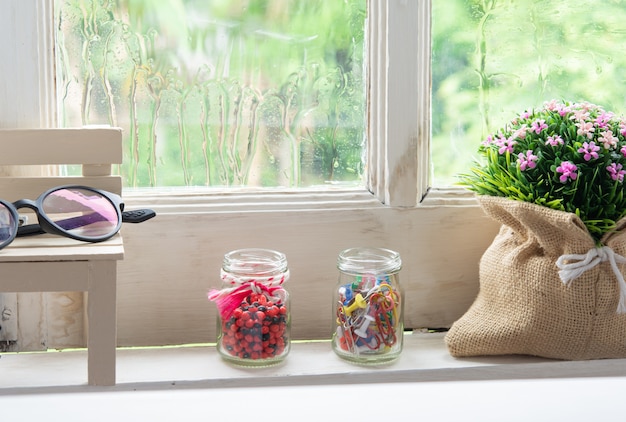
[0,185,155,251]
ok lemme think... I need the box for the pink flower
[571,109,590,122]
[512,125,528,140]
[607,162,626,183]
[575,120,595,139]
[598,130,619,150]
[578,141,600,161]
[621,145,626,158]
[546,135,564,147]
[596,112,614,128]
[518,150,538,171]
[531,119,548,134]
[495,135,517,155]
[556,104,570,116]
[577,101,596,113]
[556,161,578,183]
[544,99,560,111]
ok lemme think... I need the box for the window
[55,1,367,189]
[1,0,494,350]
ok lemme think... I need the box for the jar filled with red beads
[208,248,290,366]
[333,247,403,364]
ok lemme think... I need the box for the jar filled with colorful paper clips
[208,248,290,366]
[332,247,403,364]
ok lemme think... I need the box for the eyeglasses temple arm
[121,209,156,223]
[16,208,156,237]
[16,223,45,237]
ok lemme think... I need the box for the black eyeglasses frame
[0,185,125,249]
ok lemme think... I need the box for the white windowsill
[1,331,625,394]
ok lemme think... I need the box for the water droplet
[148,77,162,90]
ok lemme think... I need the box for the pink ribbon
[208,270,289,318]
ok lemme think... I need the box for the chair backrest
[0,127,123,202]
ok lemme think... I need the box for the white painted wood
[368,0,431,206]
[415,0,432,202]
[0,0,54,129]
[86,261,118,386]
[114,202,498,346]
[367,0,387,203]
[0,262,89,292]
[368,0,423,207]
[17,293,47,351]
[385,0,421,206]
[1,376,624,421]
[0,128,123,166]
[0,235,124,262]
[0,178,123,203]
[1,332,625,392]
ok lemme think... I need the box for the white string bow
[556,246,626,314]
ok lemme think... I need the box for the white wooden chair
[0,127,124,386]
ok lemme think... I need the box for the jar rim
[337,247,401,275]
[223,248,288,276]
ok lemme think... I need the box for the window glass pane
[55,0,366,188]
[432,0,626,187]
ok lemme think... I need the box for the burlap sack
[445,195,626,360]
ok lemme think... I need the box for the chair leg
[86,260,117,386]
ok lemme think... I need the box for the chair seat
[0,234,124,262]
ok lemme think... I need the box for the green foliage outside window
[55,0,366,188]
[432,0,626,187]
[58,1,626,191]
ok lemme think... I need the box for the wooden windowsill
[1,331,625,394]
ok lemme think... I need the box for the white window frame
[0,0,497,349]
[2,0,430,206]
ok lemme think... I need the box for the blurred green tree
[432,0,626,187]
[55,0,366,188]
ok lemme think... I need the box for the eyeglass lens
[0,203,16,242]
[42,188,119,238]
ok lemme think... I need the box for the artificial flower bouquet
[445,100,626,360]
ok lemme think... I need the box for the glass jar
[332,247,403,364]
[208,248,290,366]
